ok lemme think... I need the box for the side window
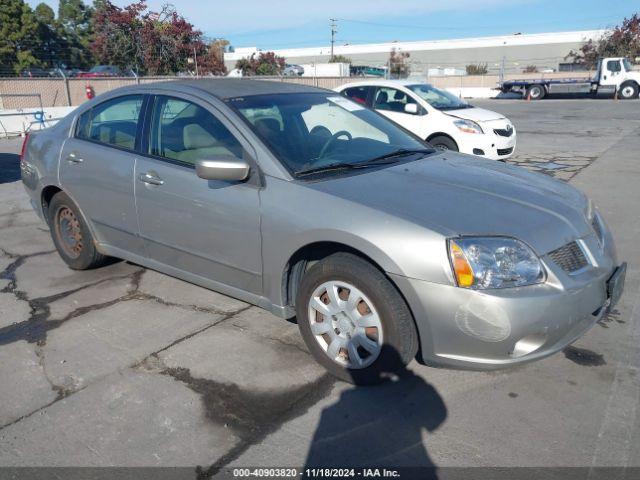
[342,86,371,106]
[150,96,243,165]
[607,60,621,73]
[374,87,417,112]
[80,95,143,150]
[75,109,92,140]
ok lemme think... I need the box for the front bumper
[390,235,621,369]
[458,126,517,160]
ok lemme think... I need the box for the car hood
[307,153,591,255]
[444,106,505,123]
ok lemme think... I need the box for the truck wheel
[48,191,110,270]
[295,252,418,385]
[619,82,639,100]
[526,85,545,100]
[428,135,458,152]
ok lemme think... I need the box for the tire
[48,191,110,270]
[295,252,418,385]
[619,82,639,100]
[428,135,458,152]
[526,84,545,100]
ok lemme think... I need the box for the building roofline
[225,29,607,61]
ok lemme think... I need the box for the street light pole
[330,18,337,61]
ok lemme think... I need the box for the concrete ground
[0,99,639,477]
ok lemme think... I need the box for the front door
[372,86,427,137]
[600,59,623,88]
[59,94,145,254]
[134,94,262,295]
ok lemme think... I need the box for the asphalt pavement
[0,99,639,478]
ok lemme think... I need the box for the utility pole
[330,18,337,61]
[193,47,199,77]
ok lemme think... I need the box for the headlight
[453,119,484,134]
[448,237,545,289]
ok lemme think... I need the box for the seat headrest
[376,91,388,104]
[254,118,281,136]
[393,90,405,100]
[183,123,214,150]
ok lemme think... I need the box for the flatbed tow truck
[500,57,640,100]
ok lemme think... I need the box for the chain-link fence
[0,69,599,110]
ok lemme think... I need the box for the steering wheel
[318,130,352,159]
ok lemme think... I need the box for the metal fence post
[59,69,72,107]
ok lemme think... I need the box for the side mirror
[196,156,250,181]
[404,103,419,115]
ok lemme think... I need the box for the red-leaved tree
[91,1,227,75]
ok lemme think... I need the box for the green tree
[0,0,43,74]
[466,63,488,75]
[236,51,285,76]
[389,48,410,78]
[58,0,94,68]
[329,54,351,64]
[34,2,55,24]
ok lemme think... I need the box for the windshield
[623,58,633,72]
[227,92,431,176]
[407,84,471,110]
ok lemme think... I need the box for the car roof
[110,78,326,100]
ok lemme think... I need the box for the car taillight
[19,133,30,165]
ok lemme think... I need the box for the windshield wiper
[295,149,432,177]
[364,148,433,164]
[296,161,392,177]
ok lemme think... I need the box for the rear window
[75,95,144,151]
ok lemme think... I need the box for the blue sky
[28,0,639,49]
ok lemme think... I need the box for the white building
[224,30,605,75]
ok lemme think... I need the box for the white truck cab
[597,57,640,98]
[335,80,516,160]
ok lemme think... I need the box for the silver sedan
[20,79,626,384]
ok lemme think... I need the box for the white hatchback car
[335,80,517,160]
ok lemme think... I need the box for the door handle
[138,172,164,186]
[67,152,83,164]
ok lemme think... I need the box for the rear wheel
[428,135,458,152]
[619,82,639,100]
[48,191,110,270]
[295,253,418,385]
[526,84,545,100]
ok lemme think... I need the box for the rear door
[59,94,145,255]
[134,93,262,295]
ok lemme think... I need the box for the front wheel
[295,253,418,385]
[428,135,458,152]
[619,82,639,100]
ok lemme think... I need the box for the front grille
[497,147,514,156]
[494,127,514,137]
[548,241,588,273]
[592,217,603,245]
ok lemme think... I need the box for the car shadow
[303,346,447,478]
[0,152,20,184]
